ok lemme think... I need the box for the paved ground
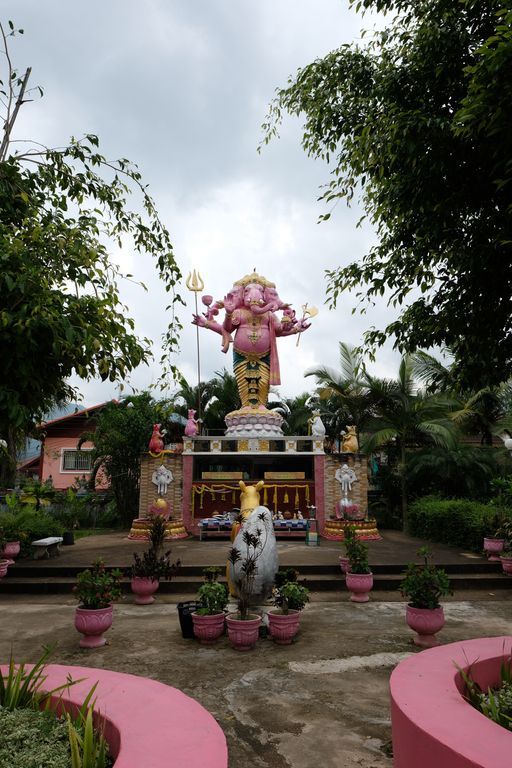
[1,592,511,767]
[20,528,491,568]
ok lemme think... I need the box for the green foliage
[74,560,122,610]
[82,393,173,525]
[147,514,167,553]
[0,23,182,485]
[0,645,110,768]
[274,568,299,588]
[459,654,512,732]
[0,708,70,768]
[408,496,512,551]
[196,581,229,616]
[272,580,310,614]
[343,525,371,574]
[263,1,512,390]
[407,446,500,501]
[202,566,222,582]
[0,508,63,555]
[400,546,451,609]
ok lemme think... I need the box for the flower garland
[191,482,311,515]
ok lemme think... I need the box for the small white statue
[278,511,284,521]
[335,464,358,497]
[309,410,326,437]
[297,510,303,520]
[151,465,173,496]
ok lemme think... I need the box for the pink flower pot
[345,572,373,602]
[406,605,445,648]
[192,612,225,644]
[267,609,301,645]
[339,555,350,574]
[1,541,20,560]
[226,613,261,651]
[0,559,10,578]
[131,576,160,605]
[500,555,512,575]
[74,605,113,648]
[483,537,505,561]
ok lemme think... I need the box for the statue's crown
[234,271,275,288]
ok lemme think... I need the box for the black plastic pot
[62,531,75,546]
[177,601,201,639]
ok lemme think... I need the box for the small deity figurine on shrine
[184,408,199,437]
[148,424,165,454]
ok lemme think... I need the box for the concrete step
[1,570,510,595]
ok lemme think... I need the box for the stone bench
[24,664,228,768]
[390,635,512,768]
[31,537,63,559]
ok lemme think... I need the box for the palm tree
[170,376,214,427]
[277,393,317,436]
[362,357,457,528]
[203,369,240,432]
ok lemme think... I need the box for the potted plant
[73,559,123,648]
[0,518,21,561]
[483,511,506,561]
[226,527,266,651]
[499,520,512,575]
[129,516,179,604]
[268,571,310,645]
[0,529,10,577]
[192,568,229,644]
[400,546,451,647]
[344,525,373,602]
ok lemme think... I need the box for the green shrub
[408,497,511,551]
[0,708,70,768]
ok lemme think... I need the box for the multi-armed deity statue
[192,271,315,435]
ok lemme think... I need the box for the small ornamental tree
[0,21,182,485]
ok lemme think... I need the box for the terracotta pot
[483,537,505,561]
[225,613,261,651]
[267,609,300,645]
[0,559,10,578]
[406,604,445,648]
[192,612,225,644]
[74,605,113,648]
[500,555,512,575]
[1,541,20,560]
[345,572,373,603]
[131,576,160,605]
[339,555,350,574]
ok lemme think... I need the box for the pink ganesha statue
[192,272,314,433]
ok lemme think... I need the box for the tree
[262,0,512,390]
[81,394,173,526]
[278,393,316,436]
[0,22,181,485]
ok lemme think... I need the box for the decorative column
[182,454,194,534]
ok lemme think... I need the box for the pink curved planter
[0,664,228,768]
[0,559,9,578]
[345,572,373,602]
[226,614,261,651]
[391,636,512,768]
[500,555,512,575]
[74,606,113,648]
[192,612,225,644]
[339,555,350,574]
[406,605,445,648]
[267,610,301,645]
[131,576,160,604]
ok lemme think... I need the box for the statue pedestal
[323,518,381,541]
[128,518,188,540]
[224,406,283,437]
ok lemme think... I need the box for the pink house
[37,403,109,491]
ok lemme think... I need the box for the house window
[62,449,93,472]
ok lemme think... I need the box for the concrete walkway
[1,593,511,767]
[20,528,490,568]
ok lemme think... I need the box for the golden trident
[186,270,205,430]
[296,303,319,346]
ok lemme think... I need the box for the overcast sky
[6,0,401,407]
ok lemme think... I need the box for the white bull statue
[229,506,278,601]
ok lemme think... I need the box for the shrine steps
[1,561,510,596]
